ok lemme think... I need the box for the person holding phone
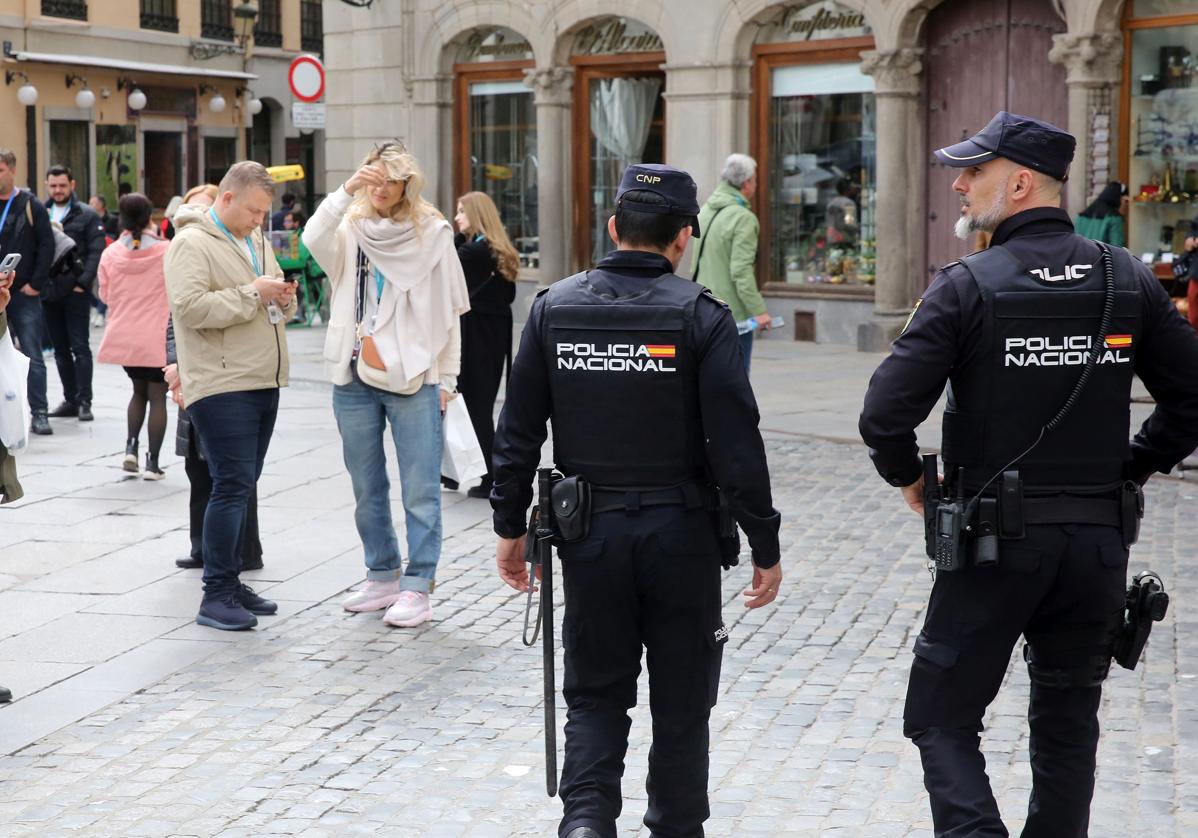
[0,148,54,435]
[165,162,296,632]
[303,141,469,628]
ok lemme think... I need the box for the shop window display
[1126,22,1198,271]
[767,63,876,285]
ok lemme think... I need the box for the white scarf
[346,214,470,387]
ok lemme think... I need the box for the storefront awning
[9,50,257,81]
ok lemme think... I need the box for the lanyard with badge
[210,208,283,323]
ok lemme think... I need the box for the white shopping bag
[0,327,30,456]
[441,394,488,487]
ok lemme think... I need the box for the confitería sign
[758,1,872,43]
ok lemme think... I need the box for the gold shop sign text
[571,18,664,56]
[758,1,872,43]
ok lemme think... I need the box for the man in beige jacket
[165,161,296,631]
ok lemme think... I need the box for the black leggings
[128,378,168,458]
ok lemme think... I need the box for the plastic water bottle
[737,315,784,335]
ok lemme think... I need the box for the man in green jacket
[693,153,772,372]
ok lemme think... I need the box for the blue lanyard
[209,208,260,275]
[0,193,17,245]
[373,267,385,301]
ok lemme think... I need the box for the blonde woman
[303,142,470,627]
[453,192,518,499]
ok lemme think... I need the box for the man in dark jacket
[43,165,105,423]
[0,148,54,435]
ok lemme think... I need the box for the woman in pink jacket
[96,193,171,479]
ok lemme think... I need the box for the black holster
[715,489,740,570]
[1120,480,1144,549]
[549,475,590,543]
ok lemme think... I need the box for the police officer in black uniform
[860,111,1198,837]
[492,164,782,838]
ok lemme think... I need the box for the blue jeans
[5,291,48,412]
[332,378,443,592]
[738,330,754,374]
[43,291,93,405]
[186,389,279,597]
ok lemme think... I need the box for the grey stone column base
[857,314,910,352]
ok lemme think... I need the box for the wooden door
[572,56,666,269]
[923,0,1067,286]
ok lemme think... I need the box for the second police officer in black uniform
[491,164,782,838]
[860,111,1198,837]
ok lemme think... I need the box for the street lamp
[118,77,146,111]
[199,83,226,113]
[66,73,94,108]
[234,2,259,49]
[5,70,37,105]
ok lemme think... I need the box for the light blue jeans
[332,378,443,592]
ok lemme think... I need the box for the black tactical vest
[541,269,706,487]
[942,244,1141,492]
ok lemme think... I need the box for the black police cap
[616,164,702,236]
[934,111,1076,181]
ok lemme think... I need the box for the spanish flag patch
[645,345,677,358]
[1105,335,1133,349]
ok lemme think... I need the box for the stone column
[525,67,574,285]
[858,48,924,351]
[1048,32,1123,214]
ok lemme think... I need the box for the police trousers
[904,523,1128,838]
[557,505,726,838]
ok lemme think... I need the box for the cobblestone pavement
[0,331,1193,837]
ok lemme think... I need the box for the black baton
[521,468,558,797]
[538,469,557,797]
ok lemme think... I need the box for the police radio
[924,455,971,572]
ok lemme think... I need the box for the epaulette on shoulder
[698,286,730,310]
[535,286,550,298]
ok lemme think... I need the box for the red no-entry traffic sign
[288,54,325,103]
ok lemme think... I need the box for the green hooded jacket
[0,311,24,504]
[691,181,766,323]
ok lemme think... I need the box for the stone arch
[712,0,877,66]
[545,0,673,66]
[1083,0,1128,32]
[420,3,542,76]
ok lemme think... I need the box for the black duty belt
[1021,496,1120,526]
[590,481,712,514]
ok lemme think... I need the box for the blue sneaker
[236,583,277,616]
[197,592,258,631]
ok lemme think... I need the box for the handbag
[0,325,31,456]
[353,248,423,395]
[441,394,488,487]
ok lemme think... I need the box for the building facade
[0,0,327,216]
[322,0,1188,348]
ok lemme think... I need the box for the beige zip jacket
[164,205,296,407]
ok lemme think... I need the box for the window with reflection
[767,63,876,285]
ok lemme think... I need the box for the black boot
[564,829,603,838]
[143,452,165,481]
[77,401,93,422]
[123,438,139,472]
[30,412,52,435]
[175,554,203,569]
[0,685,11,703]
[48,400,78,418]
